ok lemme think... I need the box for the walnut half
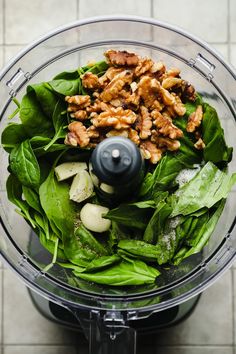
[105,49,139,67]
[65,121,90,148]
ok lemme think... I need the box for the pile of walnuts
[64,50,204,164]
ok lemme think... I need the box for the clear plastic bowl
[0,15,236,351]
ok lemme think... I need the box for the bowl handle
[72,308,137,354]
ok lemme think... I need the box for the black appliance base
[28,288,201,334]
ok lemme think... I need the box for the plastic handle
[71,309,137,354]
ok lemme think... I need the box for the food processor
[0,16,236,354]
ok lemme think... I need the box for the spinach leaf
[73,256,160,286]
[33,210,50,240]
[6,174,36,228]
[81,254,120,272]
[141,154,186,196]
[184,94,203,116]
[202,103,232,164]
[27,83,58,118]
[171,161,236,216]
[1,123,28,152]
[49,69,82,96]
[39,166,77,237]
[20,90,54,137]
[10,139,40,188]
[108,221,128,250]
[138,172,154,198]
[156,228,178,265]
[22,186,42,213]
[43,100,67,151]
[118,240,162,261]
[104,200,156,230]
[30,136,68,157]
[186,212,209,247]
[143,201,172,244]
[173,199,226,264]
[39,231,67,261]
[63,224,108,267]
[82,60,109,75]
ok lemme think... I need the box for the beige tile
[5,0,77,44]
[3,346,77,354]
[78,0,152,42]
[4,45,25,65]
[210,43,229,61]
[230,44,236,70]
[3,269,77,344]
[79,0,151,17]
[233,269,236,342]
[150,347,233,354]
[153,0,228,43]
[230,0,236,42]
[0,270,2,344]
[0,0,3,45]
[155,270,233,345]
[0,45,3,71]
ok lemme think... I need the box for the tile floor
[0,0,236,353]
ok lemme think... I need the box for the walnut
[166,67,181,78]
[70,110,88,120]
[150,61,166,74]
[92,107,137,130]
[64,132,78,147]
[106,129,129,138]
[194,137,205,150]
[86,100,103,113]
[100,70,133,102]
[138,76,161,109]
[107,129,139,144]
[160,87,175,106]
[151,109,183,139]
[128,128,140,145]
[130,81,138,92]
[65,95,91,111]
[140,140,162,164]
[151,130,180,151]
[87,125,100,139]
[105,50,139,66]
[181,80,196,102]
[126,92,140,108]
[134,58,154,77]
[98,67,124,87]
[67,104,81,113]
[65,122,90,148]
[162,77,182,90]
[186,105,203,133]
[81,72,100,89]
[164,106,176,118]
[110,98,126,108]
[173,94,186,116]
[135,106,152,140]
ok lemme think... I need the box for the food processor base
[28,288,201,334]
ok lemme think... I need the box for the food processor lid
[91,137,143,185]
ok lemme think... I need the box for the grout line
[2,0,6,64]
[77,0,80,20]
[232,269,236,354]
[1,270,4,348]
[228,0,231,62]
[150,0,154,18]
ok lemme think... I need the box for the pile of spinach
[1,59,235,287]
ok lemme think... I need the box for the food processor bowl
[0,16,236,353]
